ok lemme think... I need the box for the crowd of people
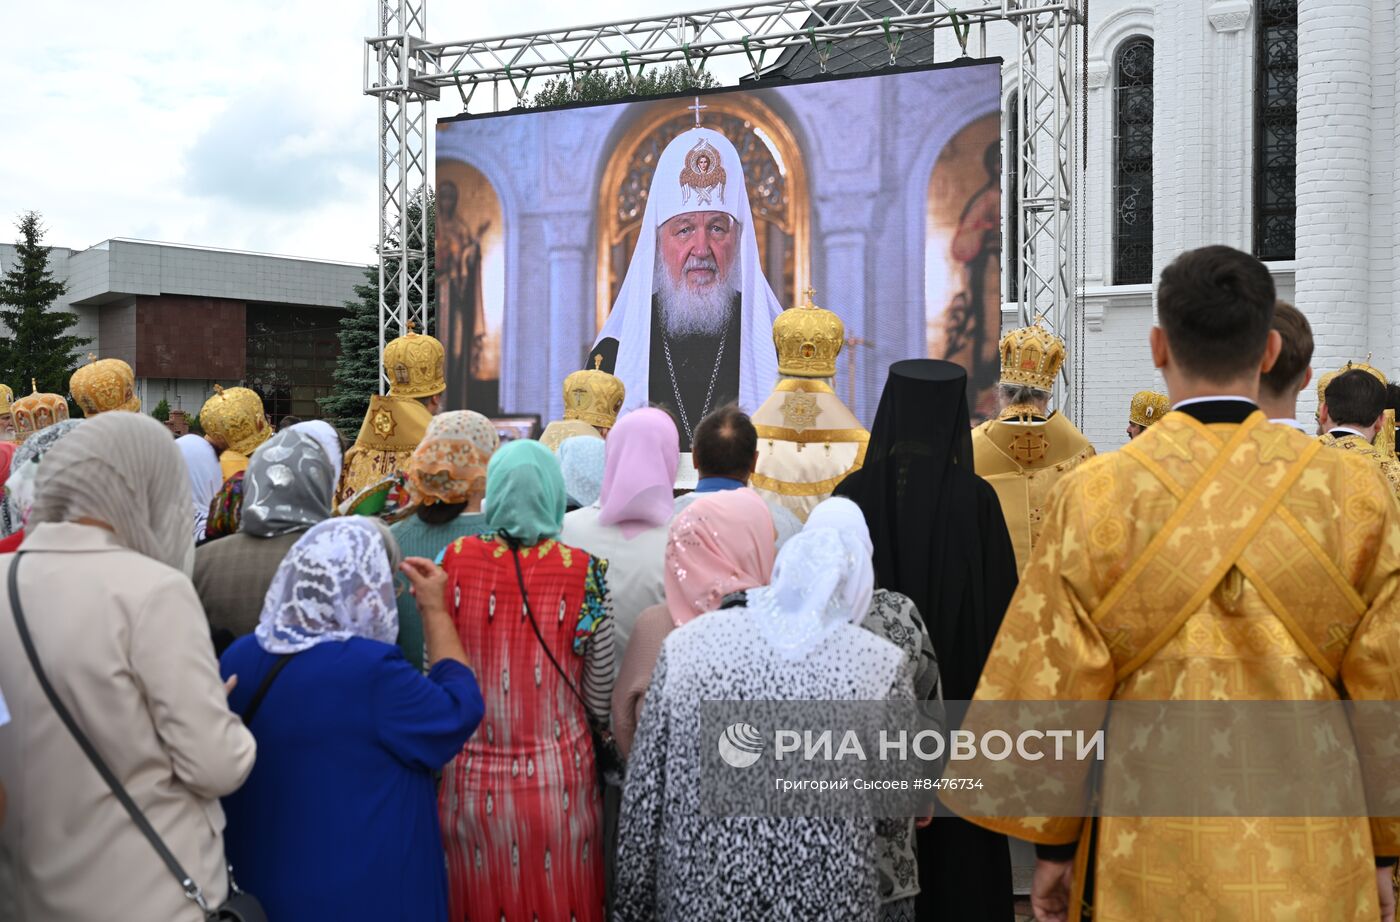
[0,242,1398,921]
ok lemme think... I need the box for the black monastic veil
[834,358,1019,920]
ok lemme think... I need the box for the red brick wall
[134,295,245,379]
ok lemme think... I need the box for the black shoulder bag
[504,539,626,787]
[8,553,267,922]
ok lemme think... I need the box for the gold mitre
[383,326,446,400]
[1129,390,1169,428]
[562,355,626,430]
[999,320,1066,392]
[70,354,140,416]
[0,383,13,416]
[199,385,271,456]
[773,287,844,379]
[12,379,71,443]
[1316,359,1387,405]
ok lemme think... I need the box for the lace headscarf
[177,435,224,542]
[288,420,344,486]
[482,439,565,547]
[240,428,335,538]
[558,436,607,509]
[597,407,679,538]
[30,414,194,575]
[3,420,81,536]
[664,488,775,627]
[405,410,499,507]
[255,517,400,654]
[747,499,875,661]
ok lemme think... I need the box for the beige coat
[0,523,256,922]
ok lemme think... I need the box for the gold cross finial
[1033,311,1050,327]
[687,96,708,128]
[802,286,817,307]
[593,353,603,371]
[29,378,36,394]
[405,319,417,335]
[86,352,97,364]
[212,384,225,396]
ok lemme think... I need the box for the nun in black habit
[834,359,1019,921]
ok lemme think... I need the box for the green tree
[525,63,717,107]
[0,212,90,405]
[151,397,171,422]
[320,193,436,439]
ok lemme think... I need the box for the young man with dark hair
[1257,300,1314,433]
[944,245,1400,921]
[1318,368,1400,500]
[674,405,801,547]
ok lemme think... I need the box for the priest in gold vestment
[1125,389,1167,440]
[944,246,1400,922]
[971,322,1094,574]
[750,289,868,522]
[1316,364,1400,503]
[539,356,624,452]
[198,386,271,480]
[336,329,446,505]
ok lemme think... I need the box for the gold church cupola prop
[998,319,1067,393]
[773,287,844,379]
[561,355,626,431]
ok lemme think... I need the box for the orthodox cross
[688,96,708,127]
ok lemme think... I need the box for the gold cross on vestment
[1220,854,1288,918]
[688,96,708,127]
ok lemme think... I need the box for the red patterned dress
[439,533,609,922]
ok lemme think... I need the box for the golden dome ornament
[198,384,271,456]
[383,323,447,400]
[70,353,140,416]
[772,287,845,379]
[561,355,626,431]
[11,378,71,443]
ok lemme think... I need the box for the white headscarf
[3,420,83,536]
[747,498,875,661]
[254,517,399,654]
[30,414,195,576]
[176,434,223,541]
[288,420,344,486]
[592,125,783,414]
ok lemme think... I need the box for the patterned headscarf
[31,414,194,576]
[482,439,566,547]
[558,436,607,509]
[4,419,82,536]
[176,435,223,542]
[288,420,344,486]
[663,488,775,627]
[597,407,679,538]
[255,517,400,654]
[239,428,335,538]
[405,410,499,507]
[204,472,245,541]
[747,497,875,661]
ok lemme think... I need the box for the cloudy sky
[1,0,725,265]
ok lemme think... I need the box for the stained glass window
[1113,38,1154,285]
[1255,0,1297,261]
[1006,94,1020,303]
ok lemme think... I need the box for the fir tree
[0,212,90,404]
[151,397,171,422]
[320,193,436,439]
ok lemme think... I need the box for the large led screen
[436,59,1005,434]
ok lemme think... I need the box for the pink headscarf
[663,488,776,627]
[597,407,680,539]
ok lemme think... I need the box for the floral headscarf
[240,428,335,538]
[254,517,400,654]
[405,410,499,507]
[663,488,775,627]
[4,419,82,536]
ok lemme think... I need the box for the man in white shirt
[1256,300,1313,433]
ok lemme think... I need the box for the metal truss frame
[367,0,1085,410]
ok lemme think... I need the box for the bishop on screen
[591,109,784,450]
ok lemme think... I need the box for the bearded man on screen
[591,123,784,451]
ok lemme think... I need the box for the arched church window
[597,97,808,330]
[1113,37,1153,285]
[436,159,505,415]
[1254,0,1297,262]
